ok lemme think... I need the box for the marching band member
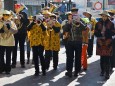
[42,10,51,23]
[83,11,97,58]
[12,3,29,68]
[0,13,4,73]
[27,14,46,76]
[62,11,72,57]
[26,16,33,64]
[0,10,18,74]
[64,8,87,77]
[81,17,90,71]
[44,13,61,70]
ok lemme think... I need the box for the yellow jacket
[44,21,61,51]
[28,23,46,47]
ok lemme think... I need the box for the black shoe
[65,72,72,77]
[0,69,5,74]
[74,73,78,77]
[0,71,3,74]
[26,59,30,64]
[100,72,104,76]
[6,72,10,75]
[34,72,39,76]
[53,67,57,70]
[12,65,16,68]
[45,67,49,71]
[32,60,34,64]
[0,71,4,74]
[21,65,25,68]
[110,67,113,73]
[42,71,46,76]
[105,74,110,79]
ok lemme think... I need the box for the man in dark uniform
[64,8,87,77]
[12,4,29,68]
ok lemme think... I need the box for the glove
[31,22,35,26]
[6,24,11,30]
[27,22,35,31]
[0,27,4,33]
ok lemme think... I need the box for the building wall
[14,0,46,16]
[0,0,4,10]
[4,0,16,11]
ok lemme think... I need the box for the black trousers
[45,50,59,69]
[32,45,45,73]
[87,36,94,57]
[66,41,82,73]
[100,56,111,75]
[26,40,31,59]
[0,46,13,73]
[12,34,26,66]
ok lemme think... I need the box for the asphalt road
[0,43,115,86]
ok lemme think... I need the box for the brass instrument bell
[49,3,57,13]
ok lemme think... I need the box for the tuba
[49,3,57,13]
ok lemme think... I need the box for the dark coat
[94,18,115,56]
[18,11,29,35]
[94,19,114,39]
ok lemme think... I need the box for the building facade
[14,0,45,16]
[3,0,115,16]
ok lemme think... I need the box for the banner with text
[108,0,115,5]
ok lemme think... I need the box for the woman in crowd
[94,11,114,79]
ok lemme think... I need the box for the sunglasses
[3,14,10,16]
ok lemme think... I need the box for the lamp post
[103,0,104,10]
[45,0,47,6]
[69,0,71,11]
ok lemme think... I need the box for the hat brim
[83,12,92,16]
[99,13,110,17]
[71,9,78,12]
[106,10,115,14]
[50,14,57,19]
[65,11,72,15]
[3,10,11,15]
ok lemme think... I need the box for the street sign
[94,1,102,10]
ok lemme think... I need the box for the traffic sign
[94,1,102,10]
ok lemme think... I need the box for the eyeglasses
[3,14,10,16]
